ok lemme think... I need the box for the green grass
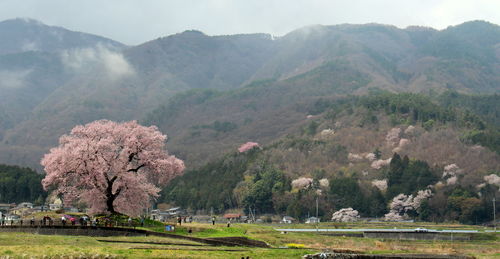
[0,222,497,258]
[0,232,315,258]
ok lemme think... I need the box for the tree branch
[113,187,122,197]
[127,164,145,172]
[128,152,137,162]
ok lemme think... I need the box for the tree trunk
[105,182,116,214]
[105,176,122,214]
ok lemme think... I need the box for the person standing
[61,216,66,226]
[212,216,216,225]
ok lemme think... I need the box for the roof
[223,213,241,218]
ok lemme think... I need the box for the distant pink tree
[238,142,260,153]
[291,177,313,189]
[385,127,401,146]
[41,120,185,216]
[331,208,360,222]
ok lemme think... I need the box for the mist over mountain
[0,19,499,171]
[0,18,125,55]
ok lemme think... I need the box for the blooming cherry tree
[41,120,185,216]
[371,179,388,191]
[411,189,433,210]
[291,177,313,189]
[442,164,463,186]
[331,208,360,222]
[386,127,401,146]
[384,189,432,221]
[238,142,260,153]
[348,153,363,162]
[319,178,329,188]
[365,153,376,161]
[484,174,500,186]
[371,158,392,169]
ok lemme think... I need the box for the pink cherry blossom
[41,120,185,216]
[238,142,260,153]
[371,179,388,191]
[371,158,392,170]
[331,208,360,222]
[484,174,500,186]
[386,127,401,146]
[348,153,363,162]
[291,177,313,189]
[319,178,329,188]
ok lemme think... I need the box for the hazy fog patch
[21,41,39,51]
[49,29,63,41]
[60,44,135,80]
[0,69,31,89]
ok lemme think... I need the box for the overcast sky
[1,0,499,45]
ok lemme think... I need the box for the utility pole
[494,198,496,231]
[316,196,319,218]
[315,196,319,232]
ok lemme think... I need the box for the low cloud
[60,45,135,80]
[0,69,31,89]
[21,41,39,52]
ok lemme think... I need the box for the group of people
[0,215,19,226]
[60,216,78,226]
[41,215,53,226]
[3,215,94,227]
[176,216,193,225]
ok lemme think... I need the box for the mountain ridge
[0,18,126,55]
[0,19,499,170]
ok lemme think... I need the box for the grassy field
[0,222,497,258]
[0,232,312,258]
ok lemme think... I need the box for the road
[274,228,500,233]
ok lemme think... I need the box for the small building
[17,202,33,209]
[0,203,16,213]
[63,207,80,213]
[9,207,32,216]
[32,205,50,213]
[10,202,35,216]
[49,203,62,211]
[223,213,242,222]
[305,217,320,224]
[165,207,184,216]
[281,216,296,224]
[5,214,20,221]
[150,209,172,222]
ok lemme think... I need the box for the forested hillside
[0,164,45,203]
[0,18,498,222]
[0,20,500,169]
[161,92,500,224]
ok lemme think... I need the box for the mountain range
[0,18,499,171]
